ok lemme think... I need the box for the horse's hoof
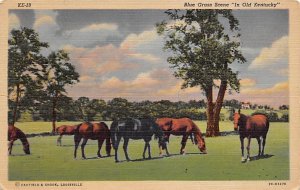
[247,158,251,162]
[241,157,246,162]
[115,160,119,163]
[82,157,86,160]
[148,156,151,159]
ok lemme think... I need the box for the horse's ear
[169,119,173,126]
[238,109,241,114]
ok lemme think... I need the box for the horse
[8,125,30,155]
[110,118,167,163]
[74,122,111,159]
[233,109,269,162]
[156,117,207,155]
[56,125,77,146]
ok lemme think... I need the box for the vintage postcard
[0,0,299,189]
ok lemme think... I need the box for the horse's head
[233,109,241,131]
[23,142,30,154]
[197,137,207,154]
[156,118,172,133]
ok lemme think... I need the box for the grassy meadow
[9,121,289,181]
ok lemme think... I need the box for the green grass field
[9,121,289,181]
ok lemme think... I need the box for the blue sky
[9,10,289,108]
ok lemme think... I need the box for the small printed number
[18,3,31,7]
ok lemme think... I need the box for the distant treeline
[13,97,289,122]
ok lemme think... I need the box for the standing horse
[156,118,207,155]
[8,125,30,155]
[110,118,167,163]
[56,125,77,146]
[74,122,111,159]
[233,109,269,162]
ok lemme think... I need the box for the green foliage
[8,27,49,124]
[8,27,80,128]
[156,10,246,91]
[280,113,289,122]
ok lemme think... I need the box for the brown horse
[8,125,30,155]
[74,122,111,159]
[233,109,269,162]
[156,117,207,155]
[56,125,77,146]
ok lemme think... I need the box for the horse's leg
[262,135,267,157]
[256,137,262,158]
[240,136,245,162]
[143,141,147,159]
[123,137,130,161]
[57,135,62,146]
[74,135,81,159]
[246,136,251,162]
[114,136,121,163]
[147,141,151,159]
[97,138,104,158]
[8,140,14,155]
[180,135,188,155]
[190,133,194,144]
[81,138,88,159]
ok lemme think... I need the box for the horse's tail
[100,122,111,155]
[74,123,83,135]
[110,121,118,150]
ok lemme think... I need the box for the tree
[107,98,133,120]
[42,50,79,132]
[8,27,49,125]
[157,10,246,136]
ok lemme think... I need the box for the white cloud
[9,13,20,31]
[79,23,118,32]
[249,36,288,69]
[241,81,288,95]
[34,15,56,29]
[240,78,256,87]
[120,29,158,50]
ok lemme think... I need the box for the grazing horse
[156,117,207,155]
[233,109,269,162]
[74,122,111,159]
[56,125,77,146]
[110,118,167,163]
[8,125,30,155]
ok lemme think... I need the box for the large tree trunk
[212,80,227,136]
[12,84,20,125]
[51,93,58,133]
[205,80,227,137]
[205,86,216,137]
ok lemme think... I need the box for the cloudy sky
[9,10,289,108]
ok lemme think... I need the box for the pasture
[9,121,289,181]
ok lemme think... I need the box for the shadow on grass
[9,154,31,157]
[242,154,274,163]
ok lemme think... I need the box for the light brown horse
[56,125,77,146]
[8,125,30,155]
[74,122,111,159]
[156,117,207,155]
[233,109,269,162]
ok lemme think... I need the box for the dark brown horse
[56,125,77,146]
[156,117,207,155]
[8,125,30,155]
[74,122,111,159]
[233,109,269,162]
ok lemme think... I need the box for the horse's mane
[251,112,268,117]
[99,122,109,130]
